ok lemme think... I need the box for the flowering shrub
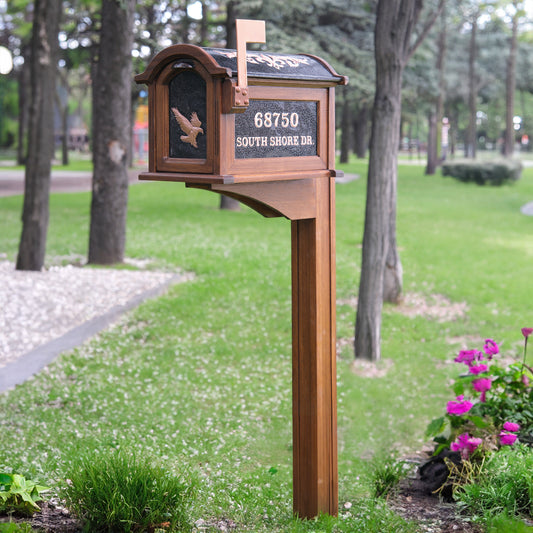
[426,328,533,458]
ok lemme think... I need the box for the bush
[62,449,197,533]
[0,524,34,533]
[371,455,410,499]
[455,445,533,520]
[441,159,522,186]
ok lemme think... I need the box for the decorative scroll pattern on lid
[204,47,343,82]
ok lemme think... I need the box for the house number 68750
[254,112,299,129]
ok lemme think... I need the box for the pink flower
[503,421,520,432]
[467,437,483,452]
[451,433,482,458]
[500,432,518,446]
[523,374,530,386]
[447,395,473,416]
[450,433,469,452]
[455,350,482,365]
[472,377,492,402]
[483,339,499,359]
[472,377,491,393]
[469,363,488,375]
[521,328,533,338]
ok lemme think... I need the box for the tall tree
[88,0,135,264]
[425,6,447,174]
[355,0,443,361]
[16,0,60,271]
[340,87,352,164]
[466,10,478,158]
[503,0,520,157]
[353,103,370,158]
[382,1,443,306]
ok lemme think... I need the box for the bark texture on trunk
[353,104,369,159]
[16,43,31,165]
[466,16,477,159]
[355,0,407,360]
[425,110,438,175]
[503,2,518,158]
[339,87,351,164]
[354,0,443,359]
[16,0,60,271]
[426,11,447,175]
[88,0,135,265]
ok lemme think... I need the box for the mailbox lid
[204,47,347,85]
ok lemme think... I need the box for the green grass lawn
[0,151,92,171]
[1,159,532,531]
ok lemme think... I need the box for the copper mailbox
[135,44,347,184]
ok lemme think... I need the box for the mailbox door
[153,61,218,174]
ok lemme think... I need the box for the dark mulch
[388,476,483,533]
[0,500,81,532]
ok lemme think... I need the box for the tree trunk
[353,104,368,158]
[426,10,446,174]
[339,87,351,164]
[16,0,60,271]
[88,0,135,265]
[200,1,208,45]
[466,16,477,159]
[503,2,518,158]
[425,110,438,175]
[355,1,406,360]
[219,0,241,211]
[16,43,31,166]
[383,187,403,304]
[354,0,441,359]
[55,78,70,166]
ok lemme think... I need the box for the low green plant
[455,445,533,521]
[0,473,49,516]
[441,159,522,185]
[62,449,197,533]
[371,455,410,499]
[0,524,35,533]
[486,512,533,532]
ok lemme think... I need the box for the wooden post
[193,176,339,518]
[291,177,338,518]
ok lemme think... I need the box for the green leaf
[0,473,13,486]
[468,415,489,428]
[426,416,447,437]
[0,473,48,516]
[453,381,465,396]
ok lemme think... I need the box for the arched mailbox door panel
[135,44,347,184]
[151,57,219,175]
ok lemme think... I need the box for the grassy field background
[0,158,532,531]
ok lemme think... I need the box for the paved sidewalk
[0,167,358,197]
[0,167,145,197]
[0,265,191,394]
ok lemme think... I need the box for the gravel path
[0,260,192,388]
